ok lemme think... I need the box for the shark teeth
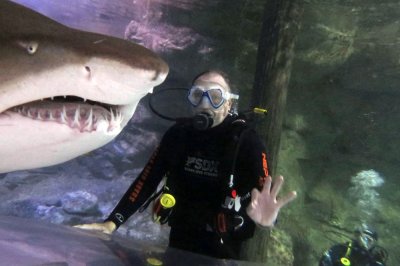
[12,102,123,133]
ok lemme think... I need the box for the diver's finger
[74,223,104,231]
[74,223,97,229]
[278,191,297,208]
[248,188,260,213]
[247,189,259,219]
[262,176,272,195]
[74,221,116,235]
[270,175,284,198]
[251,188,260,206]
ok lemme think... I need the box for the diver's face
[190,73,232,127]
[358,232,376,250]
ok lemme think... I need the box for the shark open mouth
[7,96,124,133]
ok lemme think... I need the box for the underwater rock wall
[279,1,400,265]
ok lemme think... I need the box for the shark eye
[26,42,39,54]
[16,41,39,55]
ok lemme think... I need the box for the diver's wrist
[255,218,277,230]
[256,223,273,230]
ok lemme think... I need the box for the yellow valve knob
[160,193,176,208]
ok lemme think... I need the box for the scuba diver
[319,224,388,266]
[75,70,297,260]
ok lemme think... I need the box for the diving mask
[357,227,378,250]
[188,85,239,109]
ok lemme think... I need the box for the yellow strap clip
[253,107,268,115]
[340,242,352,265]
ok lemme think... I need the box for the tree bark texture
[250,0,303,177]
[243,0,303,263]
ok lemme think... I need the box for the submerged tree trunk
[250,0,303,176]
[243,0,303,264]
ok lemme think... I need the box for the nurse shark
[0,1,169,173]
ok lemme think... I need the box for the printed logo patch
[184,156,219,177]
[115,213,125,223]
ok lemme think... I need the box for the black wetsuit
[106,115,269,259]
[319,241,386,266]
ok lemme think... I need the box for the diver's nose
[197,95,213,109]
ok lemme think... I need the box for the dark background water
[3,0,400,265]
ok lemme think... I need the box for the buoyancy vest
[143,115,251,225]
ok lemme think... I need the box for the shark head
[0,1,169,173]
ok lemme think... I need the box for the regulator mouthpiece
[193,113,213,130]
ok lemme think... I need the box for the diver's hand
[246,175,297,228]
[73,221,116,235]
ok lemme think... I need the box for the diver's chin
[210,120,222,128]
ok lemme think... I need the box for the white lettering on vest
[185,156,219,177]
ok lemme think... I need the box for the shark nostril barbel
[84,66,92,79]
